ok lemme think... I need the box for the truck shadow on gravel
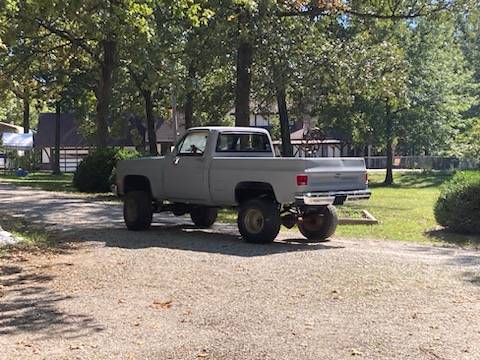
[70,222,343,257]
[0,264,104,340]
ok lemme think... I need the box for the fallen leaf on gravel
[331,290,342,300]
[197,350,209,358]
[150,300,173,309]
[351,348,362,356]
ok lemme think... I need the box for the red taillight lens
[364,172,369,185]
[297,174,308,186]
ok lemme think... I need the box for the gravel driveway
[1,184,480,360]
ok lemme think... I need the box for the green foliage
[3,150,40,171]
[73,148,140,193]
[1,0,479,159]
[434,171,480,234]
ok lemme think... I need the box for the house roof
[154,111,186,143]
[34,113,145,148]
[0,122,23,134]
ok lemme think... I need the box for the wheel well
[235,182,277,204]
[123,175,152,195]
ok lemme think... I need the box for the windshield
[216,133,272,153]
[177,131,209,156]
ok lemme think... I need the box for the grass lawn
[223,170,480,246]
[0,171,74,192]
[335,171,480,245]
[0,214,56,256]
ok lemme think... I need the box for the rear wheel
[124,191,153,231]
[237,199,281,244]
[190,207,218,228]
[298,205,338,241]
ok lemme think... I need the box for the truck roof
[187,126,270,135]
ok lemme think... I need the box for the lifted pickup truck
[115,127,371,243]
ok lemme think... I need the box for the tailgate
[301,158,368,192]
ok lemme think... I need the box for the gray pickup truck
[115,126,370,243]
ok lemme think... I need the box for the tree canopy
[0,0,479,181]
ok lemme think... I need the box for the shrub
[434,171,480,234]
[73,148,140,193]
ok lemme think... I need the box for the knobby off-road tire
[123,191,153,231]
[237,198,281,244]
[190,206,218,228]
[298,205,338,242]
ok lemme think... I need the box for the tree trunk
[143,89,158,156]
[384,101,394,185]
[52,102,61,175]
[273,66,293,157]
[95,39,116,149]
[235,41,253,127]
[184,64,195,130]
[22,91,30,134]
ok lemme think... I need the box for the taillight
[296,174,308,186]
[364,172,369,185]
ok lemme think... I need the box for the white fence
[364,156,479,170]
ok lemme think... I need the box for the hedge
[73,148,140,193]
[434,171,480,234]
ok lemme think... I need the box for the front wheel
[298,205,338,242]
[237,199,281,244]
[123,191,153,231]
[190,207,218,228]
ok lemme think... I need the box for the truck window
[216,133,272,153]
[177,131,208,156]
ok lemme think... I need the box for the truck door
[163,130,209,201]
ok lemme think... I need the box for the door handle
[173,157,180,165]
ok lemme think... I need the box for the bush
[73,148,140,193]
[434,171,480,234]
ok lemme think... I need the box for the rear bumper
[295,189,371,206]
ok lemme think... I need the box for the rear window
[216,133,272,153]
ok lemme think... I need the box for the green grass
[336,171,480,245]
[0,171,74,192]
[0,214,56,254]
[221,170,480,246]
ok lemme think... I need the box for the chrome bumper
[295,189,371,206]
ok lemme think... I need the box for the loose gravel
[1,184,480,360]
